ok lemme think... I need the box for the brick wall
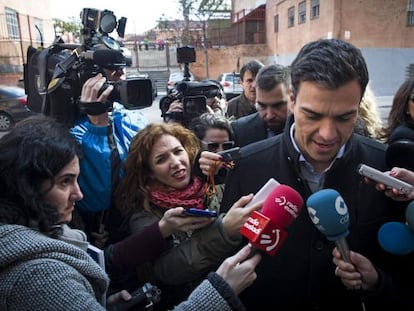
[191,44,269,79]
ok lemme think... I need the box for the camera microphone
[81,49,126,68]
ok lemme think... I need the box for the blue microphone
[377,201,414,255]
[306,189,350,262]
[378,221,414,255]
[405,200,414,231]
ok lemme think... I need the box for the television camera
[159,46,223,127]
[24,8,153,127]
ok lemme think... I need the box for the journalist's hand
[216,244,261,295]
[158,207,214,237]
[222,194,262,238]
[332,247,379,291]
[106,290,132,311]
[381,167,414,201]
[199,150,223,176]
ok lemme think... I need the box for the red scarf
[150,177,207,209]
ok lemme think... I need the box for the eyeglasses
[410,93,414,101]
[201,140,234,152]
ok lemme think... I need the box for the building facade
[259,0,414,95]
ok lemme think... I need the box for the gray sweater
[0,224,108,310]
[0,224,245,311]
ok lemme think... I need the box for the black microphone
[386,139,414,171]
[81,49,126,68]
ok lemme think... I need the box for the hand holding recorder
[357,163,413,195]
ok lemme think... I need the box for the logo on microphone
[259,228,281,252]
[335,196,348,215]
[275,195,301,218]
[240,210,288,256]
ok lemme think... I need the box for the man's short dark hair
[256,64,291,91]
[290,39,369,99]
[240,59,264,81]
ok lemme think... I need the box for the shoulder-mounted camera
[23,8,153,127]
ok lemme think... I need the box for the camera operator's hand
[207,96,227,116]
[165,99,184,123]
[166,99,183,114]
[81,73,114,126]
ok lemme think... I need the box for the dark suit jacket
[221,121,412,310]
[231,112,268,147]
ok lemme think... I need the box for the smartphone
[357,163,413,194]
[217,146,240,162]
[183,208,218,217]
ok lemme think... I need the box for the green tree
[53,18,81,39]
[178,0,231,78]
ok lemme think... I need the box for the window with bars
[298,1,306,24]
[5,7,20,39]
[311,0,320,20]
[288,6,295,28]
[408,0,414,26]
[274,14,279,32]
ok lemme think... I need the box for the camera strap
[78,101,111,115]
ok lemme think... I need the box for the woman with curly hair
[115,122,261,310]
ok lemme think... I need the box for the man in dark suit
[221,39,414,310]
[231,64,290,147]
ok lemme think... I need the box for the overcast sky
[50,0,182,35]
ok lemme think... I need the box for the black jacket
[221,117,414,310]
[231,112,268,148]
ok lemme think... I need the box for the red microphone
[240,184,304,256]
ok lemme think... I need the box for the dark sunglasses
[202,140,235,152]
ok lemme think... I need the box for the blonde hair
[358,84,384,140]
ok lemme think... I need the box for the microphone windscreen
[262,184,304,228]
[93,49,125,68]
[306,188,349,241]
[386,139,414,172]
[378,221,414,255]
[406,201,414,231]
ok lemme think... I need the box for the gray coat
[0,224,245,311]
[0,224,108,310]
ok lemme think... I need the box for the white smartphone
[244,178,280,209]
[357,163,413,195]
